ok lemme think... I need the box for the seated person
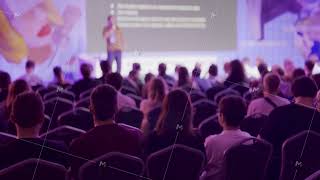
[0,92,68,169]
[19,60,43,87]
[247,73,290,116]
[123,70,143,96]
[158,63,175,86]
[69,85,143,178]
[72,63,100,99]
[99,60,111,84]
[201,96,251,180]
[259,76,320,179]
[0,71,11,103]
[143,89,204,156]
[49,66,71,89]
[106,73,136,109]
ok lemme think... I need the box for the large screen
[86,0,237,52]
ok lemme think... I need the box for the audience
[201,96,251,180]
[0,71,11,103]
[247,73,290,116]
[144,89,204,156]
[257,63,269,81]
[50,66,71,88]
[70,85,143,178]
[0,92,68,169]
[292,68,306,80]
[208,64,219,86]
[106,72,136,109]
[19,60,43,87]
[99,60,111,83]
[72,63,100,99]
[158,63,175,86]
[176,66,193,90]
[259,76,320,179]
[142,73,155,98]
[123,70,143,96]
[224,59,247,87]
[140,78,167,134]
[305,60,315,77]
[192,67,211,92]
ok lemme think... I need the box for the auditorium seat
[224,138,273,180]
[0,159,66,180]
[44,98,74,129]
[146,144,205,180]
[206,85,225,102]
[75,97,90,109]
[199,115,222,139]
[37,86,57,98]
[241,113,269,137]
[79,152,144,180]
[79,88,94,100]
[214,88,241,104]
[40,125,86,146]
[58,107,94,131]
[305,169,320,180]
[230,84,249,96]
[44,90,75,102]
[280,130,320,180]
[121,86,138,96]
[192,99,217,128]
[190,90,207,103]
[40,115,52,134]
[115,107,143,128]
[0,132,16,146]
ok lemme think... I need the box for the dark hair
[219,96,246,127]
[209,64,218,77]
[100,61,111,75]
[0,71,11,89]
[263,73,280,93]
[192,67,201,78]
[177,66,191,87]
[291,76,317,98]
[226,59,246,84]
[156,89,193,135]
[80,63,92,79]
[11,92,44,128]
[258,63,269,78]
[6,79,30,112]
[305,60,315,72]
[158,63,167,76]
[292,68,306,80]
[26,60,35,69]
[129,70,138,78]
[90,85,118,121]
[53,66,62,78]
[144,73,155,84]
[132,63,141,71]
[148,78,166,102]
[106,73,123,90]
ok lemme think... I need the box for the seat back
[280,130,320,180]
[229,84,249,96]
[0,158,66,180]
[121,86,138,96]
[0,132,16,146]
[214,88,240,104]
[206,85,226,102]
[44,90,75,102]
[224,138,273,180]
[75,97,90,109]
[305,169,320,180]
[79,152,144,180]
[190,90,207,103]
[199,115,222,139]
[79,88,94,100]
[241,113,269,137]
[40,125,86,146]
[116,107,143,128]
[58,107,94,131]
[192,99,217,128]
[147,144,205,180]
[44,98,74,129]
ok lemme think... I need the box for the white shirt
[201,129,251,180]
[117,92,136,110]
[19,73,43,87]
[247,94,290,116]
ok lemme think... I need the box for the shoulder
[204,134,219,145]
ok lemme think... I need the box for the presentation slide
[86,0,237,52]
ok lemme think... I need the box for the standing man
[103,15,124,73]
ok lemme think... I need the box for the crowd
[0,58,320,180]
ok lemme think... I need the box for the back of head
[263,73,280,94]
[156,89,192,134]
[26,60,35,71]
[178,66,190,86]
[148,78,166,101]
[53,66,62,78]
[90,85,118,121]
[209,64,218,77]
[11,92,44,128]
[100,61,111,75]
[292,76,317,98]
[80,63,92,79]
[192,67,201,78]
[144,73,155,84]
[228,59,246,83]
[219,96,246,127]
[132,63,141,71]
[305,60,315,73]
[292,68,306,80]
[0,71,11,89]
[106,73,123,90]
[258,63,268,77]
[158,63,167,75]
[6,79,30,108]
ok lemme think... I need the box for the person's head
[53,66,63,80]
[156,89,193,135]
[25,60,35,73]
[6,79,30,110]
[100,61,111,76]
[106,72,123,91]
[177,66,190,87]
[80,63,92,79]
[209,64,218,77]
[11,92,44,136]
[292,68,306,80]
[144,73,155,84]
[107,15,115,26]
[129,70,139,81]
[271,65,285,77]
[284,58,295,77]
[132,63,141,72]
[192,67,201,78]
[0,71,11,90]
[218,96,246,129]
[263,73,281,94]
[148,78,167,102]
[227,59,246,83]
[90,85,118,123]
[291,76,318,99]
[158,63,167,76]
[305,60,315,75]
[258,63,269,78]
